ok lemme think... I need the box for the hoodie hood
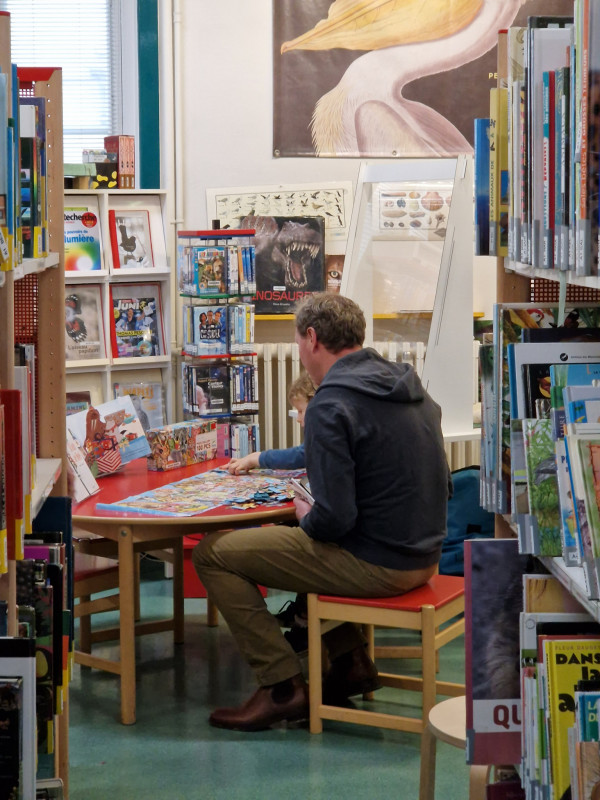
[318,347,425,404]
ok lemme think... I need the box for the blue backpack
[439,466,495,576]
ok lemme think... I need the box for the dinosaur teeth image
[243,215,326,314]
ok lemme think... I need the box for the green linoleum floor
[67,566,469,800]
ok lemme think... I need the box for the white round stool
[419,695,491,800]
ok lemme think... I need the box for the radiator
[255,341,481,472]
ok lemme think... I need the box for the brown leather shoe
[323,645,381,704]
[209,674,309,731]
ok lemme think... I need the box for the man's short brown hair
[295,293,365,353]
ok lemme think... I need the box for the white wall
[164,0,495,311]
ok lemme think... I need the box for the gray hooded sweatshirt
[301,347,451,571]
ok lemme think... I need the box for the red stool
[307,574,465,734]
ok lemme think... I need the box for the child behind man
[226,371,315,637]
[226,371,314,475]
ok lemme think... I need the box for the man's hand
[226,452,261,475]
[294,495,312,520]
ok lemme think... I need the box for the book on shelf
[65,391,91,416]
[474,118,491,256]
[108,209,154,270]
[250,215,325,314]
[0,389,23,562]
[19,100,44,259]
[14,365,33,535]
[508,26,526,263]
[0,404,6,573]
[508,340,600,421]
[66,395,150,477]
[113,381,165,432]
[103,134,135,189]
[543,637,600,800]
[522,417,562,556]
[489,92,499,257]
[489,303,600,516]
[0,676,23,800]
[20,95,47,257]
[109,282,166,359]
[465,538,535,766]
[64,284,106,361]
[64,201,102,272]
[0,637,36,800]
[527,18,573,269]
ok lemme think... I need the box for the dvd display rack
[177,229,260,458]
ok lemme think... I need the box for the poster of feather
[273,0,574,158]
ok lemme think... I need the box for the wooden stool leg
[363,623,375,701]
[421,605,437,728]
[469,765,491,800]
[419,721,436,800]
[307,594,323,734]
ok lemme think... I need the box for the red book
[0,403,7,571]
[0,390,23,560]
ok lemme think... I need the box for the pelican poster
[273,0,574,158]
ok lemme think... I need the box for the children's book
[543,637,600,800]
[108,209,154,270]
[113,381,165,432]
[66,391,91,416]
[465,538,536,766]
[64,284,106,361]
[522,418,562,556]
[109,282,166,358]
[66,395,150,477]
[64,202,102,272]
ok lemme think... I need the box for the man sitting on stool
[193,292,452,731]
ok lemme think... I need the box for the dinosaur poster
[273,0,574,158]
[245,215,326,314]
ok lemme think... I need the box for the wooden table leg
[118,525,136,725]
[172,538,185,644]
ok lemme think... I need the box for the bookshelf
[63,188,174,424]
[478,5,600,796]
[0,14,69,794]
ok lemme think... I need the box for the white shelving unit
[64,189,175,422]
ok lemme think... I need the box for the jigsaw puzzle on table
[96,468,300,517]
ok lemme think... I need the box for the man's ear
[306,326,318,351]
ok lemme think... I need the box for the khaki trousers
[192,524,436,686]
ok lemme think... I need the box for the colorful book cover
[64,204,102,271]
[543,637,600,800]
[495,304,600,514]
[251,215,325,314]
[64,284,106,361]
[66,395,151,477]
[522,418,562,556]
[465,538,534,766]
[555,437,582,566]
[109,282,165,358]
[113,381,165,432]
[108,208,154,270]
[474,118,491,256]
[192,364,231,417]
